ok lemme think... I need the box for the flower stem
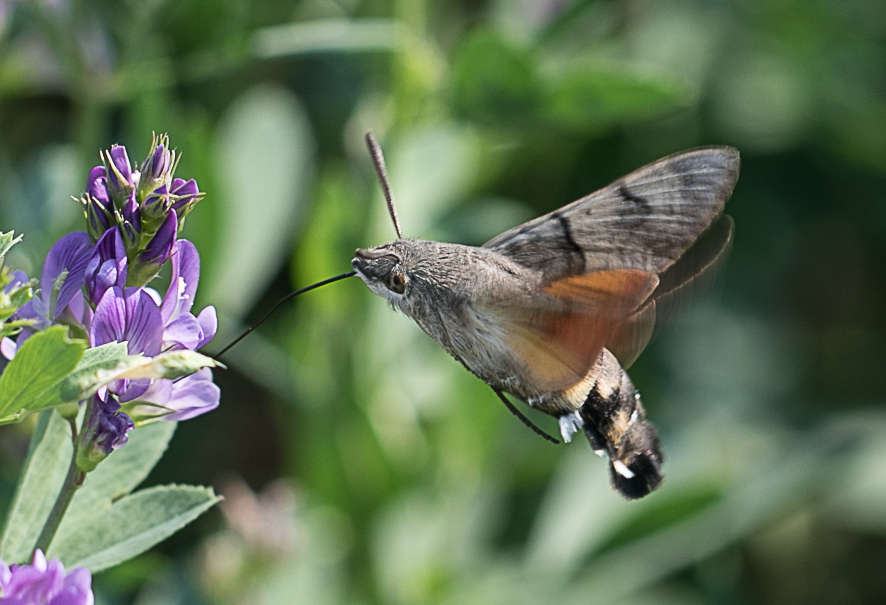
[34,416,85,553]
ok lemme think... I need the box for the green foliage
[0,411,71,563]
[48,485,218,572]
[57,422,177,532]
[0,231,34,338]
[0,410,217,571]
[0,327,86,424]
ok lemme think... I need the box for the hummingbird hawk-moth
[352,134,739,499]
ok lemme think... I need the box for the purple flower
[84,229,127,306]
[76,393,134,473]
[85,239,218,423]
[131,367,220,422]
[91,286,162,356]
[169,178,199,214]
[160,240,216,351]
[78,136,203,288]
[7,233,93,358]
[0,549,93,605]
[87,243,219,423]
[90,286,162,402]
[38,233,92,321]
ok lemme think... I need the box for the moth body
[353,146,740,499]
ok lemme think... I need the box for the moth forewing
[482,147,740,278]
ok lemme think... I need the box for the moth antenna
[365,131,402,239]
[212,270,356,361]
[492,388,560,445]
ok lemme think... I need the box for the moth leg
[491,388,560,445]
[557,410,584,443]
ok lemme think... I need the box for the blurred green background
[1,0,886,603]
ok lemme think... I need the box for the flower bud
[76,394,134,473]
[142,184,170,220]
[170,178,202,225]
[138,133,175,197]
[85,228,127,305]
[104,145,137,208]
[81,166,114,241]
[127,210,177,287]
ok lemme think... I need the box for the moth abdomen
[580,349,664,499]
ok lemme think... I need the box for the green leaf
[0,410,72,563]
[58,342,130,403]
[208,84,315,320]
[452,29,542,125]
[0,231,22,263]
[544,67,689,131]
[47,484,219,572]
[55,422,177,534]
[0,327,86,424]
[117,350,221,380]
[59,347,219,405]
[253,18,405,56]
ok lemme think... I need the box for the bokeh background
[1,0,886,603]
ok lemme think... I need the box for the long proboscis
[365,131,402,239]
[212,270,357,361]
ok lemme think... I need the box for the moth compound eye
[385,271,407,294]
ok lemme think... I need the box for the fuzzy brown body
[356,241,599,413]
[353,146,740,499]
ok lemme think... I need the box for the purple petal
[0,550,93,605]
[136,378,174,406]
[5,270,29,292]
[90,287,126,348]
[138,210,176,266]
[121,193,140,227]
[85,228,127,305]
[0,557,10,585]
[85,394,134,454]
[142,184,168,215]
[170,178,198,212]
[164,368,220,421]
[86,166,110,207]
[143,144,170,183]
[122,378,174,420]
[55,292,90,333]
[13,299,49,333]
[1,337,17,360]
[163,314,203,350]
[116,378,151,403]
[4,552,64,603]
[161,239,200,324]
[32,549,48,571]
[41,232,93,319]
[49,567,94,605]
[91,287,162,356]
[196,306,217,348]
[106,146,132,191]
[121,289,163,356]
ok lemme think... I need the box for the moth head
[352,241,412,303]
